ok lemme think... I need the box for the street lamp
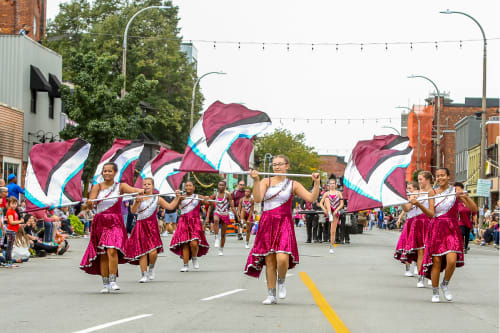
[189,71,226,130]
[263,153,273,178]
[381,126,401,135]
[408,75,442,169]
[397,106,421,170]
[440,9,488,217]
[121,5,169,98]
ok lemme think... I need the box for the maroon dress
[80,183,128,275]
[169,195,210,258]
[244,179,299,278]
[125,196,164,264]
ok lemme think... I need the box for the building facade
[318,155,347,185]
[486,117,499,206]
[0,35,62,185]
[405,105,433,182]
[467,145,481,198]
[454,116,481,183]
[0,0,47,42]
[0,104,24,183]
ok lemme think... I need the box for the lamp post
[397,106,421,169]
[408,75,441,169]
[440,9,488,220]
[381,126,400,135]
[263,153,273,178]
[121,5,169,98]
[189,71,226,130]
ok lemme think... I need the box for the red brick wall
[406,105,433,181]
[0,0,46,41]
[319,155,347,179]
[0,104,24,184]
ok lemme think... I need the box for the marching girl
[170,180,210,272]
[238,188,255,249]
[454,182,478,254]
[421,168,477,303]
[206,180,239,256]
[125,178,180,283]
[244,155,320,305]
[80,162,144,293]
[320,177,344,254]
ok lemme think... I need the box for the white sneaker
[245,243,250,249]
[139,275,148,283]
[218,248,224,256]
[192,258,200,269]
[441,284,453,301]
[329,248,335,254]
[110,282,120,291]
[180,265,189,272]
[262,296,277,305]
[417,280,425,288]
[278,283,287,299]
[404,270,413,277]
[413,265,419,275]
[428,279,432,286]
[431,294,440,303]
[214,236,220,248]
[147,268,155,281]
[100,286,110,293]
[161,231,169,237]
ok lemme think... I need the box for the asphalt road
[1,227,498,333]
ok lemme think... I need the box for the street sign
[477,178,492,197]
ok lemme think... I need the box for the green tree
[46,0,201,152]
[59,51,158,192]
[254,129,320,188]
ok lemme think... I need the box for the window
[33,16,37,38]
[31,90,37,113]
[49,96,54,119]
[2,157,21,184]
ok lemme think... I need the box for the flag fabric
[343,135,413,212]
[135,147,185,194]
[93,139,144,186]
[25,138,90,210]
[179,101,271,173]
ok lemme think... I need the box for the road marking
[286,273,294,277]
[201,289,246,301]
[299,272,350,333]
[73,314,152,333]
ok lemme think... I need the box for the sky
[47,0,500,157]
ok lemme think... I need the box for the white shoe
[413,265,419,275]
[262,296,277,305]
[278,283,287,299]
[192,258,200,269]
[218,248,224,256]
[161,231,169,237]
[147,268,155,281]
[417,280,425,288]
[431,294,440,303]
[139,275,148,283]
[214,236,220,248]
[100,286,110,294]
[180,265,189,272]
[404,270,413,277]
[110,282,120,291]
[329,248,335,254]
[441,284,453,301]
[428,279,432,286]
[245,243,250,249]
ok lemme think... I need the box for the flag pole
[384,191,465,208]
[174,169,313,178]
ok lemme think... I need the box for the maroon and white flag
[135,147,185,194]
[93,139,144,186]
[344,135,412,212]
[25,138,90,210]
[178,101,271,173]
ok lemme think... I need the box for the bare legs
[330,216,339,246]
[417,249,424,273]
[139,249,158,273]
[430,252,458,287]
[182,240,199,264]
[264,253,290,289]
[220,223,227,248]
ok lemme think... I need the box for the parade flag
[93,139,144,186]
[179,101,271,173]
[135,147,185,194]
[343,135,413,212]
[25,138,90,210]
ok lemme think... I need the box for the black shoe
[313,240,320,243]
[345,241,350,244]
[305,240,311,243]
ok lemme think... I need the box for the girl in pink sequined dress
[421,167,478,303]
[238,188,254,249]
[244,155,320,305]
[170,181,211,272]
[80,162,144,293]
[320,177,344,254]
[126,178,180,283]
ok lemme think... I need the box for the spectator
[232,181,246,240]
[12,226,30,263]
[19,199,26,214]
[1,186,7,211]
[6,173,25,200]
[31,209,61,243]
[77,204,94,237]
[54,206,74,235]
[5,197,23,267]
[18,24,29,35]
[163,195,178,236]
[480,216,498,246]
[23,214,63,255]
[0,178,5,186]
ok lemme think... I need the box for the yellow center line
[299,272,350,333]
[333,244,338,247]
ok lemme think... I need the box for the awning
[49,73,61,98]
[30,65,51,92]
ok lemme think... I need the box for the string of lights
[271,116,399,124]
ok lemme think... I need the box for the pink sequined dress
[125,196,163,265]
[421,187,464,278]
[80,183,128,275]
[328,192,341,219]
[214,194,231,224]
[169,195,209,258]
[242,199,253,222]
[244,178,299,278]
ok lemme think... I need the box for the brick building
[426,96,499,182]
[0,0,47,42]
[405,105,433,182]
[319,155,347,184]
[0,104,24,184]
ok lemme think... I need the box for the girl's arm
[130,196,141,214]
[250,170,266,203]
[87,184,100,209]
[333,191,344,214]
[227,193,239,220]
[410,189,435,218]
[293,173,320,203]
[120,183,144,195]
[238,200,243,218]
[158,196,180,211]
[458,193,479,213]
[7,215,23,225]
